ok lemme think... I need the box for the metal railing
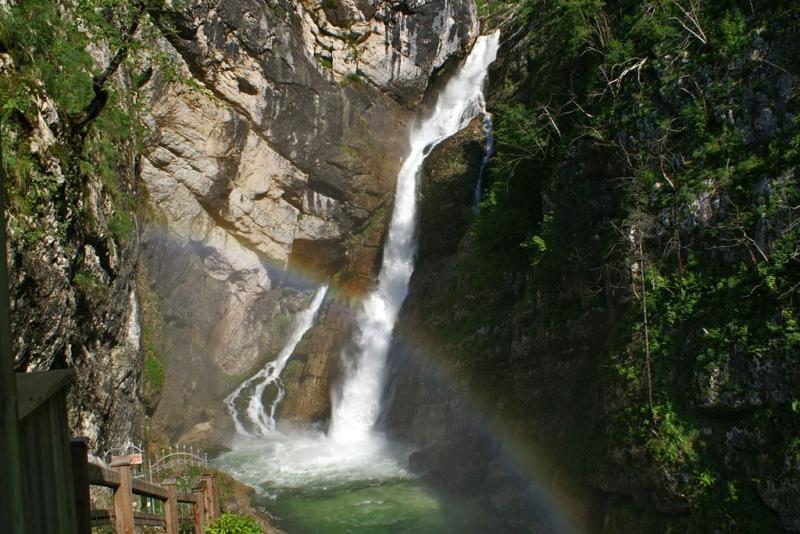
[150,445,209,482]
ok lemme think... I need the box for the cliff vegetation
[414,0,800,529]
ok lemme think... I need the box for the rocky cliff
[2,0,147,452]
[7,1,796,531]
[384,1,800,532]
[139,0,479,445]
[1,0,479,452]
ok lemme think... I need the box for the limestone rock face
[7,88,144,453]
[279,203,390,424]
[295,0,478,104]
[140,0,478,443]
[695,350,800,411]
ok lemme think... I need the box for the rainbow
[141,223,590,531]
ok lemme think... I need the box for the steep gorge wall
[385,2,800,532]
[382,119,584,533]
[139,0,479,445]
[1,0,479,454]
[2,1,147,452]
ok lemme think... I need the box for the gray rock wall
[140,0,478,444]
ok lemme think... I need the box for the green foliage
[144,351,165,392]
[344,71,362,84]
[74,270,109,300]
[447,0,800,528]
[0,0,94,115]
[0,0,171,254]
[647,403,698,467]
[108,210,134,241]
[207,513,263,534]
[339,144,359,158]
[138,269,166,408]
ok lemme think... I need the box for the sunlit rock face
[295,0,478,105]
[139,0,478,444]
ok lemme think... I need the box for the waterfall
[226,285,328,436]
[329,32,501,444]
[473,113,495,211]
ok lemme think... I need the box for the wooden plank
[177,492,197,504]
[202,475,220,523]
[0,177,25,534]
[90,509,111,527]
[164,480,180,534]
[87,463,121,489]
[71,439,91,534]
[90,509,166,528]
[15,370,74,420]
[19,390,77,533]
[18,392,46,533]
[131,478,170,500]
[133,511,166,527]
[49,392,77,533]
[193,486,205,534]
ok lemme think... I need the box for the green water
[214,434,501,533]
[260,479,497,534]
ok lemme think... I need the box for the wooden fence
[72,439,220,533]
[17,370,78,533]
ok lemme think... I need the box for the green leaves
[143,351,165,392]
[477,0,799,527]
[0,0,95,114]
[207,513,262,534]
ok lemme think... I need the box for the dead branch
[605,57,648,91]
[671,1,707,45]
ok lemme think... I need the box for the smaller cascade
[226,285,328,436]
[472,113,495,211]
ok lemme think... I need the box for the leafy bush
[207,513,262,534]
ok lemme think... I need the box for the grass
[144,351,165,392]
[316,56,333,70]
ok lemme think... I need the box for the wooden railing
[16,370,78,533]
[72,439,220,533]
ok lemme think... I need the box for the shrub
[207,512,262,534]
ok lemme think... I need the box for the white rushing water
[329,31,501,444]
[473,113,495,210]
[225,285,328,436]
[217,429,413,491]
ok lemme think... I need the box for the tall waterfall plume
[329,31,501,444]
[226,285,328,436]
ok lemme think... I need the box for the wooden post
[163,479,179,534]
[202,474,220,523]
[192,485,206,534]
[70,438,91,533]
[111,456,134,534]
